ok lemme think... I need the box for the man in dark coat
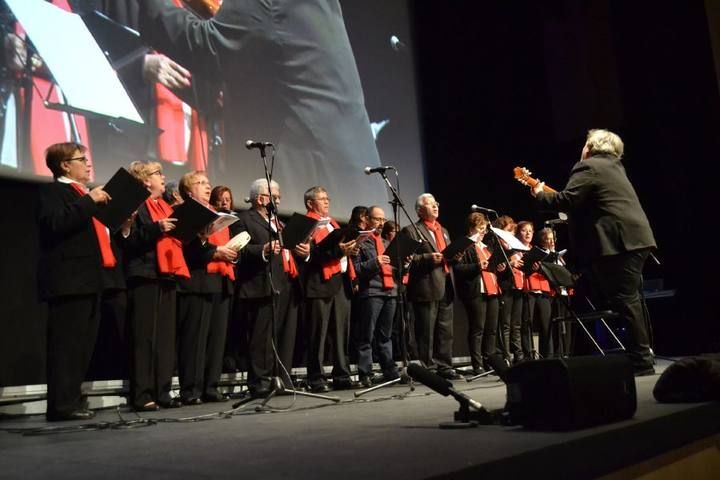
[530,129,656,375]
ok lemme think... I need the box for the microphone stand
[233,145,340,411]
[354,169,420,398]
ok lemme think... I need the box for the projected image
[0,0,423,217]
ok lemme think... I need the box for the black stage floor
[1,359,718,480]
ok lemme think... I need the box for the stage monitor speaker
[504,355,636,431]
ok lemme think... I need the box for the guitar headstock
[513,166,532,186]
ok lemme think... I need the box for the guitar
[513,166,557,193]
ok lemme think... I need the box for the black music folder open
[441,235,476,260]
[520,246,550,274]
[94,167,150,231]
[281,213,323,250]
[385,231,423,270]
[170,197,219,243]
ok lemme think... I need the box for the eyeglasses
[370,216,386,223]
[148,170,163,176]
[66,156,88,164]
[192,180,211,186]
[314,196,331,202]
[259,193,282,201]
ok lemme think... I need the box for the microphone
[390,35,407,52]
[245,140,273,150]
[407,364,485,411]
[544,218,567,226]
[364,165,395,175]
[470,205,497,215]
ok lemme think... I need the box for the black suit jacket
[37,181,124,299]
[535,154,656,262]
[300,222,347,300]
[234,209,289,299]
[401,221,454,303]
[453,246,486,301]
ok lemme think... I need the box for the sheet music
[6,0,144,123]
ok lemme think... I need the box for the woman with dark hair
[124,160,188,411]
[37,142,121,421]
[210,185,234,213]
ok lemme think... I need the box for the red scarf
[145,197,190,278]
[68,183,115,268]
[510,252,524,290]
[423,219,449,273]
[271,217,299,279]
[373,231,394,289]
[306,210,356,281]
[475,244,500,296]
[206,227,235,280]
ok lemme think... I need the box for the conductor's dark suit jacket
[401,221,454,303]
[534,154,656,263]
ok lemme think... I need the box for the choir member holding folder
[453,213,502,375]
[37,142,123,421]
[176,171,237,404]
[125,161,189,411]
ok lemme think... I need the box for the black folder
[94,167,150,231]
[281,213,320,250]
[520,246,550,274]
[385,231,423,270]
[540,262,575,288]
[169,197,219,243]
[441,236,476,260]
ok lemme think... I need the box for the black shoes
[332,379,357,390]
[46,408,95,421]
[157,398,183,408]
[182,397,203,406]
[309,383,330,393]
[359,376,373,388]
[203,392,229,403]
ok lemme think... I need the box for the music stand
[541,261,626,356]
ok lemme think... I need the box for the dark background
[2,0,719,387]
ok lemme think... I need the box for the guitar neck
[525,177,557,194]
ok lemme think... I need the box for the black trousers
[87,289,128,381]
[411,282,455,371]
[177,292,230,400]
[526,293,553,358]
[46,293,101,417]
[591,249,653,370]
[461,294,499,371]
[128,279,176,407]
[499,289,524,362]
[306,289,351,388]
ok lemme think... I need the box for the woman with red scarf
[125,160,188,411]
[37,142,117,421]
[453,213,502,375]
[176,171,237,404]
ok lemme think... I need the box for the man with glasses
[352,206,400,386]
[401,194,460,380]
[233,179,303,397]
[300,186,358,392]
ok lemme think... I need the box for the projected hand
[143,53,191,90]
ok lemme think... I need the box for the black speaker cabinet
[504,355,637,431]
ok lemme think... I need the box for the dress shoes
[46,408,96,421]
[437,369,463,380]
[332,378,357,390]
[203,391,229,403]
[181,397,203,406]
[135,401,161,412]
[309,383,330,393]
[157,398,182,409]
[359,376,373,388]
